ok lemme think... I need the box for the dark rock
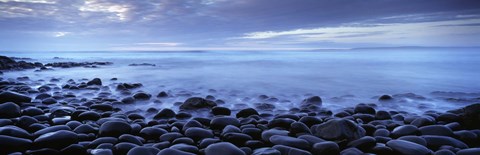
[398,135,427,146]
[133,92,151,100]
[236,108,259,118]
[0,135,32,154]
[0,102,21,118]
[87,78,102,85]
[159,132,183,142]
[157,91,168,98]
[298,116,322,127]
[340,147,363,155]
[33,130,78,150]
[422,135,468,150]
[180,97,217,110]
[99,121,132,137]
[434,149,455,155]
[121,97,135,104]
[457,148,480,155]
[272,145,312,155]
[252,148,281,155]
[33,125,71,137]
[311,118,365,141]
[354,104,376,114]
[185,127,214,141]
[0,91,31,104]
[411,116,436,127]
[22,107,44,116]
[461,103,480,129]
[289,122,312,135]
[298,135,325,146]
[154,108,176,119]
[205,142,246,155]
[126,146,159,155]
[157,148,196,155]
[378,95,393,101]
[113,142,138,155]
[211,106,231,116]
[60,144,87,155]
[346,136,376,152]
[139,127,167,140]
[267,118,295,129]
[386,140,432,155]
[269,135,310,150]
[375,110,391,120]
[301,96,322,105]
[223,132,253,146]
[373,129,390,137]
[74,124,97,134]
[42,97,57,105]
[77,111,101,121]
[311,141,340,155]
[419,125,454,136]
[261,129,289,142]
[391,125,420,138]
[210,117,240,130]
[0,126,31,139]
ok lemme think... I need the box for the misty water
[1,48,480,114]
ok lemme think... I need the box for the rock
[73,124,97,134]
[211,106,231,116]
[457,148,480,155]
[210,117,240,130]
[391,125,420,138]
[340,147,363,155]
[154,108,176,119]
[261,129,289,142]
[157,148,195,155]
[378,95,393,101]
[113,142,138,155]
[77,111,101,121]
[269,135,310,150]
[180,97,217,110]
[289,122,312,135]
[267,118,295,129]
[33,125,71,137]
[236,108,259,118]
[354,104,376,114]
[272,145,312,155]
[185,127,214,141]
[312,141,339,155]
[375,110,391,120]
[422,135,468,150]
[121,97,135,104]
[298,116,322,127]
[139,127,167,140]
[311,118,365,141]
[133,92,151,100]
[0,126,31,139]
[87,78,102,85]
[0,102,21,118]
[42,97,57,105]
[302,96,322,105]
[0,135,32,154]
[223,132,253,146]
[411,116,435,127]
[252,148,281,155]
[33,130,78,150]
[205,142,246,155]
[346,136,376,152]
[386,140,432,155]
[99,121,132,137]
[169,143,198,153]
[157,91,168,98]
[60,144,87,155]
[0,91,31,104]
[461,103,480,129]
[126,146,159,155]
[419,125,454,136]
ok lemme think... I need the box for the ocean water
[1,48,480,114]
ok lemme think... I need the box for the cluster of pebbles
[1,76,480,154]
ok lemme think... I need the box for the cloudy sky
[1,0,479,51]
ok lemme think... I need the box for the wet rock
[87,78,102,85]
[60,144,87,155]
[0,91,31,104]
[422,135,468,150]
[99,121,132,137]
[298,116,322,127]
[157,148,196,155]
[312,141,340,155]
[354,104,376,114]
[180,97,217,110]
[398,135,427,146]
[375,110,391,120]
[0,102,21,118]
[391,125,420,138]
[210,117,240,130]
[133,92,151,100]
[121,97,135,104]
[378,95,393,101]
[457,148,480,155]
[185,127,214,141]
[269,135,310,150]
[154,108,176,119]
[261,129,289,142]
[419,125,454,136]
[157,91,168,98]
[0,135,32,154]
[267,118,295,129]
[386,140,432,155]
[311,118,365,141]
[236,108,259,118]
[77,111,101,121]
[126,146,159,155]
[73,124,97,134]
[0,126,31,138]
[289,122,312,135]
[211,106,231,116]
[461,103,480,129]
[33,130,78,150]
[252,148,281,155]
[346,136,376,152]
[272,145,312,155]
[205,142,246,155]
[139,127,167,140]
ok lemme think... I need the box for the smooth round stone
[252,147,281,155]
[373,128,390,137]
[346,136,376,152]
[172,137,195,145]
[113,142,138,155]
[311,141,340,155]
[298,116,322,127]
[269,135,310,150]
[245,140,266,149]
[261,129,289,142]
[272,145,312,155]
[90,149,113,155]
[210,117,240,130]
[0,91,31,104]
[386,140,432,155]
[185,127,214,141]
[89,137,118,148]
[311,118,365,141]
[126,146,159,155]
[90,104,113,111]
[419,125,454,136]
[153,108,176,119]
[398,136,427,146]
[242,128,262,140]
[169,144,199,154]
[139,127,167,140]
[99,121,132,137]
[26,148,60,155]
[354,104,375,114]
[223,133,253,146]
[434,149,455,155]
[22,107,44,116]
[0,102,21,118]
[411,116,435,127]
[0,126,31,139]
[457,148,480,155]
[422,135,468,150]
[289,122,312,135]
[205,142,246,155]
[297,135,325,146]
[375,110,391,120]
[236,108,259,118]
[133,92,151,100]
[371,144,393,154]
[42,97,57,104]
[221,125,241,136]
[267,118,295,129]
[73,124,97,134]
[159,132,184,142]
[180,97,217,110]
[340,147,363,155]
[157,148,195,155]
[33,130,79,150]
[199,138,221,148]
[77,111,101,121]
[211,106,231,116]
[33,125,71,137]
[60,144,87,155]
[0,135,32,154]
[391,125,419,138]
[119,134,143,146]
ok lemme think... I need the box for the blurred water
[1,48,480,113]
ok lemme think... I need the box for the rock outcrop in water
[0,55,112,71]
[0,75,480,155]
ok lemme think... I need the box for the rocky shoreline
[1,56,480,155]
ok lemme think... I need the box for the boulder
[180,97,217,110]
[311,118,365,141]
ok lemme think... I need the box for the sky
[0,0,480,51]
